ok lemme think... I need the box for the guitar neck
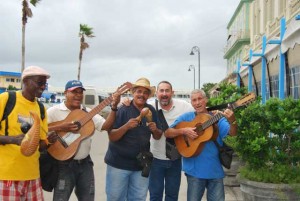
[79,96,113,125]
[200,113,223,131]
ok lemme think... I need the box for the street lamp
[188,65,195,89]
[190,46,200,89]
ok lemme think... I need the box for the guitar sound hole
[73,121,81,131]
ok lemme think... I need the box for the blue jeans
[149,158,181,201]
[186,174,224,201]
[106,165,149,201]
[53,155,95,201]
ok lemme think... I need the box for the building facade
[0,71,21,93]
[224,0,300,102]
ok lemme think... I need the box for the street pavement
[43,131,243,201]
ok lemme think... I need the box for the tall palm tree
[21,0,41,74]
[77,24,95,81]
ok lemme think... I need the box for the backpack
[0,91,45,135]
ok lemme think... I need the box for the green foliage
[207,82,247,107]
[7,85,17,91]
[79,24,95,38]
[235,97,300,183]
[240,164,300,184]
[30,0,41,7]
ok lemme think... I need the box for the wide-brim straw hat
[131,77,156,97]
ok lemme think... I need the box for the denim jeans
[53,156,95,201]
[149,158,181,201]
[106,165,149,201]
[186,174,224,201]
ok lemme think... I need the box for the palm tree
[77,24,95,81]
[21,0,41,75]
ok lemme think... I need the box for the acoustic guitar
[174,92,256,158]
[47,82,132,161]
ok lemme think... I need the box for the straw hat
[131,77,156,97]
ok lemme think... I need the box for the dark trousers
[53,155,95,201]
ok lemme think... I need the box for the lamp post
[188,65,195,89]
[190,46,200,89]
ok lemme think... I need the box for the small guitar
[174,92,256,158]
[47,82,132,161]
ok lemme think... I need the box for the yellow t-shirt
[0,91,48,180]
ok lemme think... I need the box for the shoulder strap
[1,92,45,135]
[2,91,16,121]
[37,100,45,120]
[155,99,175,144]
[1,91,16,135]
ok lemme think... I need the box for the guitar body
[174,114,214,158]
[47,109,95,161]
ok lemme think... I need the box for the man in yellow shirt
[0,66,52,200]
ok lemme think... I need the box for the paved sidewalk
[43,131,243,200]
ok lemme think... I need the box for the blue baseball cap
[65,80,86,91]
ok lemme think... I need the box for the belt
[73,156,90,164]
[60,155,91,164]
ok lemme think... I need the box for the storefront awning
[282,16,300,53]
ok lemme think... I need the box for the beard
[159,97,171,106]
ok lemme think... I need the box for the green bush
[235,97,300,184]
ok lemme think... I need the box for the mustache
[137,96,146,100]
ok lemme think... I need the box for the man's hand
[147,122,157,133]
[111,92,121,108]
[126,118,139,130]
[47,131,58,144]
[182,127,198,139]
[222,108,236,124]
[14,134,25,145]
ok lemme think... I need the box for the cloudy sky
[0,0,239,91]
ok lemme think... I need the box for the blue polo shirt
[105,101,160,171]
[170,111,230,179]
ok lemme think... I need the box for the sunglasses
[31,80,48,87]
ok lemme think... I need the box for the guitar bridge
[183,135,190,147]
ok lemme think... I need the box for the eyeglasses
[31,80,48,87]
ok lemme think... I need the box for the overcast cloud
[0,0,239,90]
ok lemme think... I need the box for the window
[85,95,95,105]
[290,66,300,99]
[269,74,279,98]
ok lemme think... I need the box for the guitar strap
[155,99,175,145]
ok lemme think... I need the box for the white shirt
[148,99,194,160]
[47,102,105,160]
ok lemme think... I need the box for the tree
[21,0,41,75]
[77,24,95,81]
[7,85,18,91]
[202,82,217,98]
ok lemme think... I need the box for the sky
[0,0,240,91]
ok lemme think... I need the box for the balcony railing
[224,29,250,53]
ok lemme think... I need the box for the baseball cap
[21,66,50,80]
[65,80,86,91]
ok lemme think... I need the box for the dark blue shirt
[105,101,160,171]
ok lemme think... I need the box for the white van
[83,87,110,118]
